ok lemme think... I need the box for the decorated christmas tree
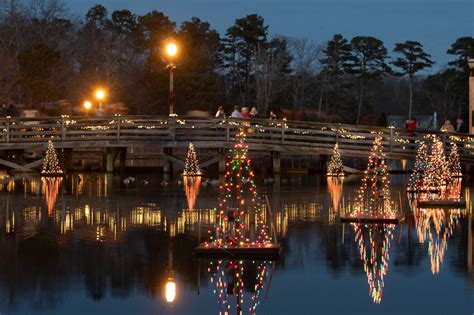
[408,141,429,191]
[353,223,395,304]
[447,143,461,177]
[422,137,449,196]
[210,130,271,247]
[355,136,392,216]
[327,143,344,177]
[183,142,201,176]
[42,140,63,174]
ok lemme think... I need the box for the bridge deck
[0,115,473,162]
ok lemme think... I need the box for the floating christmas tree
[183,142,202,176]
[211,130,271,247]
[408,141,429,191]
[42,139,63,175]
[448,143,461,178]
[422,137,449,198]
[327,143,344,177]
[354,136,393,216]
[352,223,395,304]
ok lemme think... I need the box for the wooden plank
[0,159,34,172]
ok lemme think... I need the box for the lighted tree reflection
[352,223,395,304]
[414,207,462,274]
[41,177,62,216]
[208,259,273,314]
[183,175,201,210]
[327,177,343,214]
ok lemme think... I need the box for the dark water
[0,172,472,315]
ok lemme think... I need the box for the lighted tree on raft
[422,137,449,196]
[327,143,344,177]
[354,136,393,216]
[42,140,63,174]
[408,141,428,191]
[183,142,202,176]
[448,143,461,177]
[210,130,271,247]
[353,223,395,304]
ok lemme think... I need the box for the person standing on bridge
[440,119,454,132]
[250,107,258,118]
[269,110,277,120]
[215,106,226,118]
[231,106,242,118]
[455,118,467,133]
[406,117,417,137]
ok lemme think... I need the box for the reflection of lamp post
[165,222,176,304]
[165,42,178,116]
[469,59,474,134]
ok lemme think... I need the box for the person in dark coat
[455,118,467,133]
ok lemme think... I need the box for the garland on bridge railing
[42,140,63,175]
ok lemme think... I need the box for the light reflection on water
[0,172,472,315]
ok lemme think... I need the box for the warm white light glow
[166,43,178,57]
[165,280,176,303]
[95,89,106,100]
[84,101,92,109]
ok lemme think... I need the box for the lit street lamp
[84,101,92,115]
[165,42,178,116]
[95,89,106,111]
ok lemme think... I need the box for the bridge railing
[0,115,473,161]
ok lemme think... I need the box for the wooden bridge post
[5,117,10,143]
[116,116,121,141]
[272,151,281,174]
[389,127,394,152]
[226,120,230,142]
[281,120,285,144]
[61,116,66,141]
[219,149,226,173]
[163,147,173,174]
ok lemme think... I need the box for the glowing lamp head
[166,43,178,57]
[95,89,106,100]
[84,101,92,110]
[165,280,176,303]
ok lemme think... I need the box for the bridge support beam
[105,150,115,173]
[163,148,173,174]
[219,149,226,174]
[272,151,281,174]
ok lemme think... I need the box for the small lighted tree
[422,137,449,196]
[408,141,428,191]
[448,143,461,177]
[183,142,201,176]
[327,143,344,177]
[42,140,63,174]
[355,136,392,216]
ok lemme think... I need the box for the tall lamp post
[95,89,106,111]
[165,42,178,116]
[469,59,474,134]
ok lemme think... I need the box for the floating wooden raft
[194,243,282,259]
[340,213,405,224]
[417,199,466,209]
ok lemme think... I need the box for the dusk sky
[66,0,472,70]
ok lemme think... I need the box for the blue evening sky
[64,0,473,71]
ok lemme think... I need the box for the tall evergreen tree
[348,36,390,125]
[392,40,434,119]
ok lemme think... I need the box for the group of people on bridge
[215,106,278,120]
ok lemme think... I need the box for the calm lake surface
[0,172,472,315]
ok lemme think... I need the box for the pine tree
[183,142,201,175]
[355,136,392,216]
[448,143,461,177]
[42,140,63,174]
[408,141,429,191]
[327,143,344,176]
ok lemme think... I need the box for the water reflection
[208,259,273,314]
[184,176,202,210]
[0,173,471,314]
